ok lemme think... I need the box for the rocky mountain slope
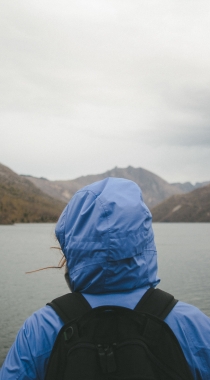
[23,166,184,209]
[0,163,66,224]
[151,184,210,222]
[2,162,209,223]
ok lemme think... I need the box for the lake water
[0,223,210,366]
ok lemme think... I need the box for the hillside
[24,166,184,209]
[171,181,210,193]
[151,184,210,222]
[0,163,66,224]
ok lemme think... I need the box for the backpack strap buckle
[98,344,117,374]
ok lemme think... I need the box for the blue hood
[55,177,160,294]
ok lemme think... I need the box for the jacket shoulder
[165,301,210,380]
[0,306,63,380]
[24,305,64,357]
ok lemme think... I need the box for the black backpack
[45,288,193,380]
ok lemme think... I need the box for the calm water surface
[0,223,210,365]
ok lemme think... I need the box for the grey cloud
[1,0,210,113]
[1,0,210,182]
[170,87,210,119]
[164,125,210,147]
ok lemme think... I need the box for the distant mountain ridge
[0,163,66,224]
[23,166,185,209]
[151,184,210,222]
[1,162,210,223]
[171,181,210,193]
[23,166,210,210]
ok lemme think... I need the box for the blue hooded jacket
[1,178,210,380]
[55,177,160,294]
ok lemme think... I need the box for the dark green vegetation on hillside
[151,185,210,222]
[0,164,66,224]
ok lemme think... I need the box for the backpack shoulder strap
[47,292,92,324]
[47,288,177,323]
[134,288,178,320]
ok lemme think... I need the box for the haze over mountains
[0,162,210,224]
[23,166,208,209]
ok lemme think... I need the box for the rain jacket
[1,177,210,379]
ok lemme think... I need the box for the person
[0,177,210,379]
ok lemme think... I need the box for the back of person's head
[55,177,160,294]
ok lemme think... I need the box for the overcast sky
[1,0,210,183]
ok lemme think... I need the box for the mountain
[23,166,185,209]
[0,163,66,224]
[171,181,210,193]
[2,162,210,223]
[151,184,210,222]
